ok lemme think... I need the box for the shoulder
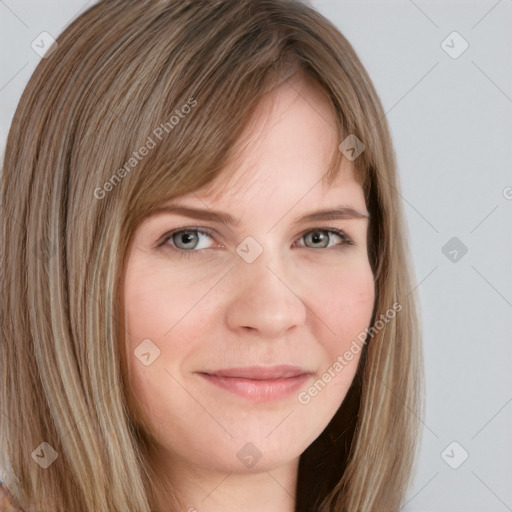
[0,482,25,512]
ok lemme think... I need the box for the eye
[159,228,217,252]
[297,228,353,249]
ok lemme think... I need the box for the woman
[0,0,423,511]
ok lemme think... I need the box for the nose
[224,247,307,339]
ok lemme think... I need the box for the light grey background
[1,1,511,510]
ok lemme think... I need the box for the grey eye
[302,229,348,249]
[173,230,200,250]
[304,230,331,249]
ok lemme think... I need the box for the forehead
[190,72,362,207]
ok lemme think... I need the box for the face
[122,73,375,480]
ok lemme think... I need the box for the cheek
[308,261,375,357]
[122,256,225,404]
[293,261,374,432]
[123,257,216,342]
[122,259,199,409]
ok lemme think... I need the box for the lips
[197,364,313,401]
[203,364,310,380]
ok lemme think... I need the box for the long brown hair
[0,1,423,510]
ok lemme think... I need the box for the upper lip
[199,364,311,380]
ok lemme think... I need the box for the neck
[151,452,299,512]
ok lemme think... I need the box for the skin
[122,71,375,512]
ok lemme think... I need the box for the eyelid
[155,226,218,248]
[294,227,354,247]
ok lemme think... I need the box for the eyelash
[156,226,355,259]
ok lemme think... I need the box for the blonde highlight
[1,1,423,511]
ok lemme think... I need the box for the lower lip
[199,373,311,401]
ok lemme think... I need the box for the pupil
[175,231,197,248]
[313,231,325,244]
[308,230,327,248]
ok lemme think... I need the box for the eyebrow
[149,203,369,227]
